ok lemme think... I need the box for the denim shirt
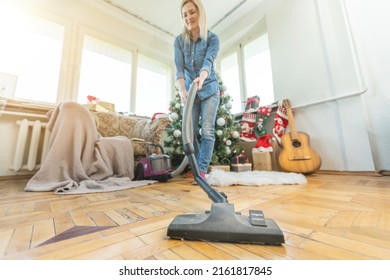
[174,31,220,100]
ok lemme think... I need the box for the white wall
[267,0,376,171]
[219,0,389,171]
[343,0,390,171]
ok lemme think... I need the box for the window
[135,54,170,117]
[78,35,132,113]
[219,33,274,113]
[244,34,274,106]
[0,4,64,103]
[220,52,242,114]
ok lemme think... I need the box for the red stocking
[239,112,256,141]
[273,104,289,143]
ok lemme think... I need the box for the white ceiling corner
[101,0,265,39]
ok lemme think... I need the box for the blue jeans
[192,92,220,173]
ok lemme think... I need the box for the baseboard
[379,170,390,176]
[0,174,34,180]
[316,170,383,177]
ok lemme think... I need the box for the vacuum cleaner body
[134,144,172,182]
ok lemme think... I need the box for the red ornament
[87,95,97,102]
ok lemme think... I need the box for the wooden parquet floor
[0,173,389,260]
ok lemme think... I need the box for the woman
[174,0,220,180]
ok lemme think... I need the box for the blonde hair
[180,0,208,44]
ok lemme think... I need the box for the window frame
[0,2,174,114]
[217,30,274,113]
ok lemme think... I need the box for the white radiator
[11,119,50,172]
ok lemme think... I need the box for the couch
[91,111,171,162]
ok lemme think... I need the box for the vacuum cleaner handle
[146,143,165,156]
[182,82,228,203]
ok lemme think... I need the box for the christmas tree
[165,73,244,167]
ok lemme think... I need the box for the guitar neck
[285,103,299,140]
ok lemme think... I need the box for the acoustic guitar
[278,99,321,174]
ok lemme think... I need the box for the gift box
[252,151,272,171]
[208,165,230,172]
[271,138,282,171]
[245,95,260,111]
[231,154,248,164]
[86,100,115,113]
[231,163,252,172]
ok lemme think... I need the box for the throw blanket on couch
[25,102,156,194]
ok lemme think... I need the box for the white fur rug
[206,169,307,187]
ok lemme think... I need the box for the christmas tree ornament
[225,102,232,110]
[173,129,182,138]
[217,130,223,136]
[217,117,226,126]
[170,112,179,121]
[175,103,181,109]
[225,146,231,154]
[273,104,289,143]
[231,131,239,138]
[226,140,232,146]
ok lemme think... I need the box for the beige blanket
[25,102,156,194]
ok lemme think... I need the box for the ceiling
[100,0,265,39]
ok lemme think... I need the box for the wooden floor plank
[5,225,33,255]
[170,243,210,260]
[353,211,381,227]
[326,211,360,228]
[70,211,96,227]
[186,241,238,260]
[0,173,389,260]
[68,235,146,260]
[121,240,182,260]
[30,218,55,248]
[210,242,265,260]
[308,231,390,259]
[87,211,118,227]
[154,248,183,260]
[378,211,390,230]
[0,229,14,256]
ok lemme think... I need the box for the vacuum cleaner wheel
[134,162,145,180]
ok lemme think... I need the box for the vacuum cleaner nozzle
[167,203,285,245]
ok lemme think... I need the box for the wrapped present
[86,101,115,113]
[86,95,115,112]
[208,165,230,172]
[252,151,272,171]
[231,154,248,164]
[244,95,260,111]
[231,163,252,172]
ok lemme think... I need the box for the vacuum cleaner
[134,144,189,182]
[134,144,174,182]
[167,82,285,245]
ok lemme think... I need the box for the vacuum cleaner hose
[181,82,228,203]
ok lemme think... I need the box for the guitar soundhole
[292,140,301,148]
